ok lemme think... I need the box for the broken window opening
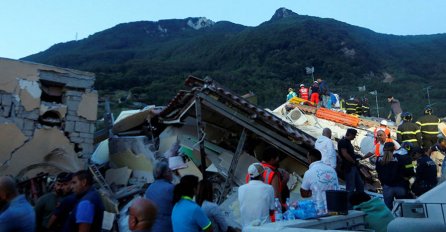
[39,80,65,103]
[74,143,83,153]
[39,110,62,127]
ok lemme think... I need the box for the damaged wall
[0,58,97,179]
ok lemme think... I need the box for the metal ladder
[89,164,113,194]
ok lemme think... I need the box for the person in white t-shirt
[315,128,338,168]
[301,148,339,212]
[238,163,275,228]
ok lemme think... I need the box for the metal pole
[427,87,431,105]
[195,96,207,178]
[375,91,380,118]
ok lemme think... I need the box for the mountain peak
[186,17,215,30]
[270,7,298,20]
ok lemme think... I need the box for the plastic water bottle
[285,198,296,220]
[274,198,283,222]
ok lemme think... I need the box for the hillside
[23,8,446,118]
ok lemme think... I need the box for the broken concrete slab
[108,136,155,172]
[0,58,39,93]
[177,160,203,181]
[77,91,98,121]
[40,102,67,119]
[0,123,27,162]
[112,106,156,134]
[90,139,110,165]
[19,80,41,111]
[108,149,153,172]
[105,167,132,186]
[0,127,83,179]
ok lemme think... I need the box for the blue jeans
[383,185,407,210]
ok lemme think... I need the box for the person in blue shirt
[145,160,175,232]
[286,88,297,101]
[0,176,35,232]
[171,175,212,232]
[63,170,104,232]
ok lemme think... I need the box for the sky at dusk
[1,0,446,59]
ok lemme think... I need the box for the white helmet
[380,120,388,126]
[300,84,304,87]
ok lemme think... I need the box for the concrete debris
[18,79,41,111]
[91,139,109,165]
[112,106,156,134]
[105,166,132,186]
[0,123,27,160]
[1,127,83,178]
[108,136,155,171]
[0,58,97,179]
[77,91,98,121]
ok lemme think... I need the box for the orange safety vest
[245,162,282,196]
[375,138,394,157]
[374,126,391,144]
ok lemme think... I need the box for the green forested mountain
[23,8,446,118]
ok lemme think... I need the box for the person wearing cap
[298,84,309,101]
[373,120,391,145]
[286,88,297,101]
[412,147,437,196]
[300,148,339,213]
[34,172,72,232]
[338,128,364,197]
[238,163,275,228]
[376,142,412,209]
[309,81,319,105]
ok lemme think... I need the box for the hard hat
[300,84,304,87]
[380,120,388,126]
[424,106,433,115]
[402,112,413,122]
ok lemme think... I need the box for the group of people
[287,78,338,109]
[0,170,105,232]
[144,159,233,232]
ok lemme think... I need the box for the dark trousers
[383,185,408,210]
[422,134,438,149]
[344,166,365,193]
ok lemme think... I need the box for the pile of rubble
[0,58,97,185]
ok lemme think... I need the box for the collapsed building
[0,58,97,183]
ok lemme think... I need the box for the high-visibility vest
[245,162,282,196]
[375,138,394,157]
[397,122,421,146]
[299,87,309,100]
[345,100,358,114]
[416,115,441,136]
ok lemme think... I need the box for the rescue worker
[355,98,363,116]
[374,120,391,144]
[298,84,309,101]
[286,88,297,101]
[364,130,400,159]
[345,97,358,115]
[361,97,371,117]
[397,112,422,148]
[416,106,441,149]
[309,81,319,105]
